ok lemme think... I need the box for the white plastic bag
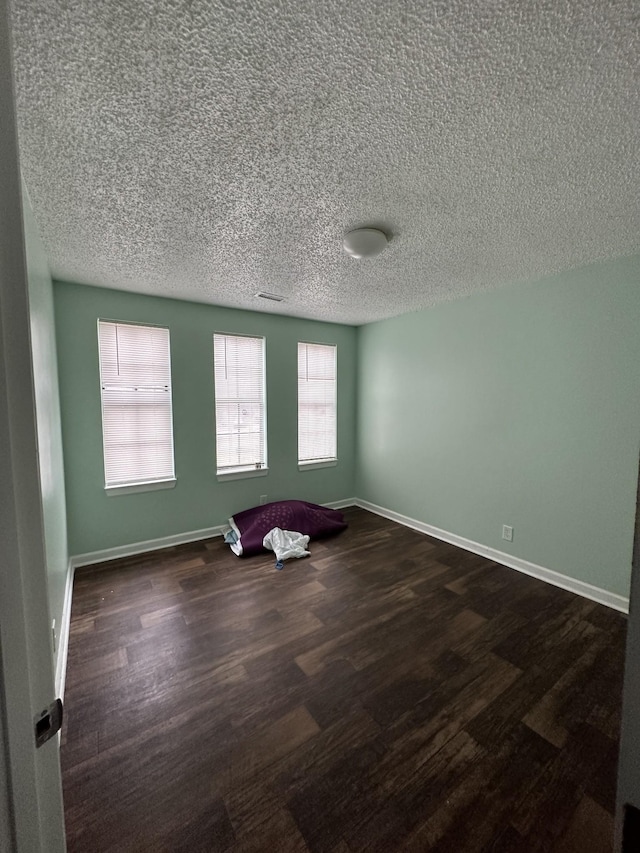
[262,527,310,562]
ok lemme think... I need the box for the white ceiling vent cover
[255,291,285,302]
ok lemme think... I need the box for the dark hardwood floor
[61,507,626,852]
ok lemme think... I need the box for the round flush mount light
[343,227,388,259]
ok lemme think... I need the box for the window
[98,320,175,492]
[213,333,267,478]
[298,342,337,468]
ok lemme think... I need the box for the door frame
[0,0,66,848]
[616,451,640,847]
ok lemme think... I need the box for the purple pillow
[228,500,347,557]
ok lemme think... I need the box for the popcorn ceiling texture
[10,0,640,325]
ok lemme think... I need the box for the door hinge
[34,698,63,748]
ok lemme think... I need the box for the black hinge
[624,803,640,851]
[34,699,63,748]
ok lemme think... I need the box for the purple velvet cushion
[230,500,347,557]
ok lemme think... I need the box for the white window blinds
[98,320,175,488]
[298,342,337,464]
[213,333,266,474]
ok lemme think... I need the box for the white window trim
[297,340,338,466]
[213,331,267,476]
[216,467,269,482]
[106,478,177,496]
[98,319,176,492]
[298,459,337,471]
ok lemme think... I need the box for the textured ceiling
[10,0,640,325]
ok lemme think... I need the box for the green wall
[54,282,357,555]
[22,190,68,674]
[356,256,640,598]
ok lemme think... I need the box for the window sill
[106,478,177,496]
[217,467,269,482]
[298,459,338,471]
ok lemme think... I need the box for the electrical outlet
[51,619,56,654]
[259,494,268,505]
[502,525,514,542]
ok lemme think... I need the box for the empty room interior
[2,0,640,851]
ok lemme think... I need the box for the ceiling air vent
[255,291,285,302]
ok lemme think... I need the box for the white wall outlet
[51,619,56,654]
[259,494,268,505]
[502,525,514,542]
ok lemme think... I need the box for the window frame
[213,331,268,481]
[97,318,176,495]
[297,340,338,471]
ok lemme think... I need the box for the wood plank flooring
[61,507,626,852]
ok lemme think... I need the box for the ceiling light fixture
[343,227,388,259]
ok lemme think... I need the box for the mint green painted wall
[356,256,640,598]
[54,281,357,555]
[22,191,68,667]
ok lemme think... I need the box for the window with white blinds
[213,333,266,475]
[98,320,175,489]
[298,342,337,465]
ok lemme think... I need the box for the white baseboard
[55,559,74,701]
[354,498,629,614]
[324,498,358,510]
[70,499,358,570]
[70,524,228,570]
